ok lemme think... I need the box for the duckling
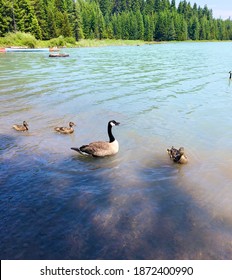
[71,120,120,157]
[167,146,188,164]
[12,121,29,131]
[54,122,75,134]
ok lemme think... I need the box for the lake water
[0,42,232,260]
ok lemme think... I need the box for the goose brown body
[167,146,188,164]
[12,121,29,131]
[71,120,120,157]
[54,122,75,134]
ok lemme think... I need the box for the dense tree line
[0,0,232,41]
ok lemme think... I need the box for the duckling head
[69,122,75,127]
[179,147,185,155]
[23,121,29,128]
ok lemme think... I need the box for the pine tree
[0,0,13,36]
[97,0,112,16]
[61,11,72,37]
[31,0,48,39]
[144,0,155,15]
[189,16,198,40]
[94,2,106,39]
[154,0,162,12]
[31,16,42,39]
[155,11,168,40]
[144,14,154,41]
[136,9,144,40]
[73,0,84,41]
[167,17,176,40]
[170,0,176,11]
[55,0,65,12]
[104,13,113,38]
[121,12,129,39]
[12,0,40,34]
[111,13,122,39]
[175,13,187,40]
[46,3,57,39]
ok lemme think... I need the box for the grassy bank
[0,32,147,48]
[2,32,227,49]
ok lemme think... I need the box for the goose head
[109,120,120,127]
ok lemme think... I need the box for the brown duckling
[54,121,75,134]
[167,146,188,164]
[12,121,29,131]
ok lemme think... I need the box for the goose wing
[80,141,111,156]
[71,141,118,157]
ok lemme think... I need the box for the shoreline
[0,38,231,49]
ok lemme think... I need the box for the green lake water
[0,42,232,259]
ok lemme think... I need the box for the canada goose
[71,120,120,157]
[54,122,75,134]
[229,71,232,79]
[12,121,29,131]
[167,146,188,164]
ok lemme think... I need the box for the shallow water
[1,42,232,259]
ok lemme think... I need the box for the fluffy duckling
[71,120,120,157]
[12,121,29,131]
[167,146,188,164]
[54,122,75,134]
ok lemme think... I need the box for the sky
[176,0,232,19]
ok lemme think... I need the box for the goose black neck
[108,123,115,143]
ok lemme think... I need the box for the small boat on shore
[0,47,60,53]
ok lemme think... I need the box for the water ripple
[1,43,232,259]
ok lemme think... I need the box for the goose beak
[115,121,120,126]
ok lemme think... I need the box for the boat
[49,53,69,57]
[0,47,60,53]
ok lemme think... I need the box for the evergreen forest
[0,0,232,42]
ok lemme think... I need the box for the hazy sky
[176,0,232,19]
